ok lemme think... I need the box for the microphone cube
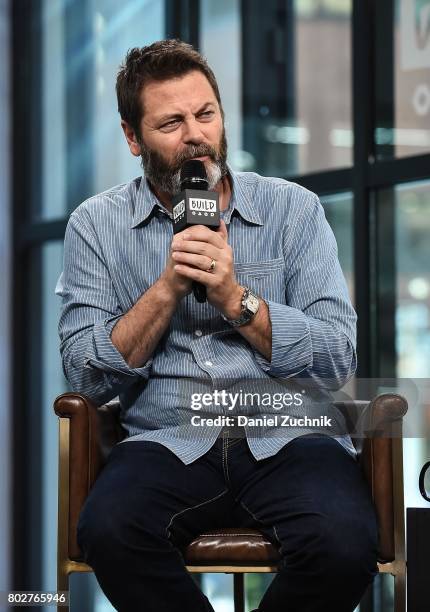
[172,189,220,234]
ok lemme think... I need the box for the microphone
[172,160,220,303]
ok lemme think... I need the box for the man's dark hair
[116,39,224,140]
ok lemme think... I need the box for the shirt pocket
[234,257,286,304]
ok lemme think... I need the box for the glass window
[41,242,69,601]
[38,0,165,221]
[25,242,69,609]
[294,1,353,174]
[394,0,430,158]
[245,574,275,611]
[375,1,430,158]
[70,572,115,611]
[395,181,430,379]
[237,0,352,176]
[321,192,355,399]
[394,181,430,510]
[378,181,430,514]
[200,0,243,171]
[320,192,354,303]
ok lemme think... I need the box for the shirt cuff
[252,300,312,377]
[83,314,153,379]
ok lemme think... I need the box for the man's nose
[182,117,204,145]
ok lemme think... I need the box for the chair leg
[394,569,406,612]
[57,566,70,612]
[233,573,245,612]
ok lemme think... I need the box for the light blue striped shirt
[56,169,357,464]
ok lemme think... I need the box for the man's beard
[139,129,228,195]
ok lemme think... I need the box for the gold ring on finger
[207,259,216,272]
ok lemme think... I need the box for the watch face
[246,292,260,314]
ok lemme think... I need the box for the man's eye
[199,111,214,119]
[161,119,180,130]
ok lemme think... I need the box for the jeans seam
[165,487,230,541]
[239,498,282,549]
[227,438,242,448]
[272,524,282,547]
[225,440,231,485]
[222,436,229,486]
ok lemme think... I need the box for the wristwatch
[221,286,260,327]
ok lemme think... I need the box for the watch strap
[221,287,260,327]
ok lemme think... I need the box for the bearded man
[57,39,377,612]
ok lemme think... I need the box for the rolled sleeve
[58,210,152,405]
[253,301,312,377]
[84,314,153,378]
[252,192,357,389]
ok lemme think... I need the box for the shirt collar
[130,164,263,229]
[130,177,171,229]
[226,166,263,226]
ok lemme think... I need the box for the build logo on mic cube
[172,189,220,234]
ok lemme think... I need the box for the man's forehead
[140,71,218,117]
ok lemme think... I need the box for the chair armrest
[353,394,407,563]
[54,392,125,561]
[336,393,407,562]
[334,393,407,445]
[358,393,408,435]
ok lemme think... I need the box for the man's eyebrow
[155,102,216,124]
[156,113,183,124]
[195,102,216,113]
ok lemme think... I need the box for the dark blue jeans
[77,433,378,612]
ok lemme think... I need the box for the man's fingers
[172,240,219,259]
[172,251,214,271]
[174,264,217,285]
[173,225,225,249]
[216,219,228,242]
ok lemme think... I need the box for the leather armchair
[54,392,407,612]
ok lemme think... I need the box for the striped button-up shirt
[56,169,357,464]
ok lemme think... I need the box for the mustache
[171,144,219,171]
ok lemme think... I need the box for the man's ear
[121,120,141,157]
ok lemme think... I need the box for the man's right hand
[111,230,194,368]
[159,230,193,300]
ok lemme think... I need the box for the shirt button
[204,360,213,367]
[195,329,203,337]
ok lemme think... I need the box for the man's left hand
[171,220,242,317]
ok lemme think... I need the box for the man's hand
[171,220,243,317]
[159,228,195,300]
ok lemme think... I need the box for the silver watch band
[221,287,260,327]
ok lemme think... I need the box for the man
[57,39,377,611]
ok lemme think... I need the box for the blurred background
[1,0,430,610]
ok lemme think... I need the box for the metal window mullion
[372,0,396,381]
[352,0,375,383]
[11,0,43,593]
[165,0,200,49]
